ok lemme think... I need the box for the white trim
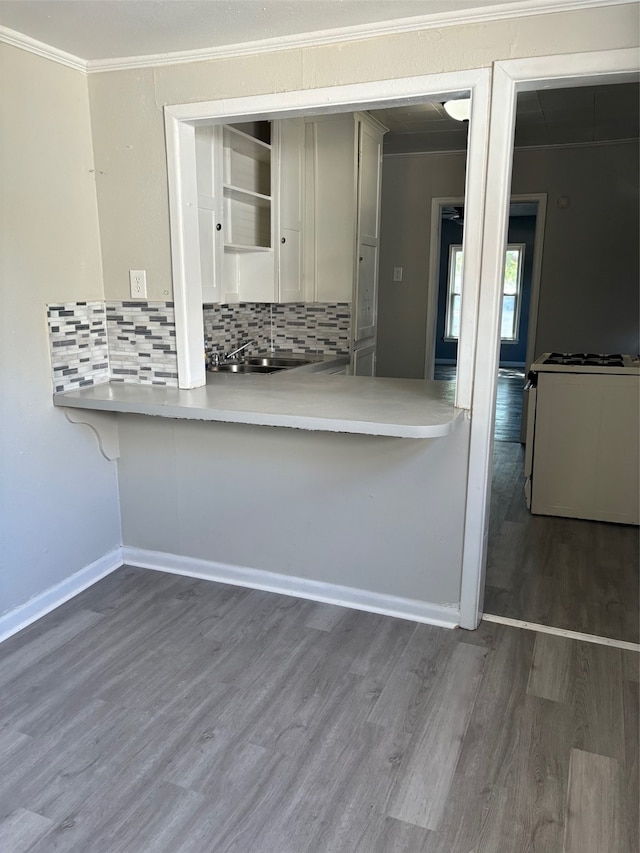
[0,548,123,644]
[515,137,640,152]
[0,24,87,72]
[164,69,491,396]
[165,113,206,389]
[483,613,640,652]
[165,74,477,123]
[123,547,460,629]
[458,47,640,631]
[384,136,640,161]
[455,71,491,410]
[82,1,637,73]
[492,47,640,90]
[0,1,631,75]
[385,149,469,159]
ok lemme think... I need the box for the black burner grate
[543,352,624,367]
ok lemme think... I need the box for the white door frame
[164,69,491,407]
[457,47,638,629]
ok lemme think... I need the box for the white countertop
[53,373,464,439]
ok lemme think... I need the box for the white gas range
[524,352,639,525]
[531,352,639,374]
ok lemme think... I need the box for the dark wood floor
[485,442,640,644]
[434,364,525,442]
[1,567,637,852]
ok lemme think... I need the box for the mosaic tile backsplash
[47,302,110,393]
[270,303,351,356]
[203,303,271,360]
[49,300,350,392]
[203,302,351,360]
[106,301,178,387]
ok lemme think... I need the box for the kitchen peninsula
[54,372,464,439]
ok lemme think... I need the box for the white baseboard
[123,547,460,629]
[0,548,123,643]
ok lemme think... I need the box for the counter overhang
[54,373,465,439]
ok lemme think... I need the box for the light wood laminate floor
[1,567,637,852]
[485,442,640,644]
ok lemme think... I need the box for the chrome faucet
[224,339,254,362]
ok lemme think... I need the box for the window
[445,243,525,342]
[444,246,464,340]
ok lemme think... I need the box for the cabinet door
[195,126,223,303]
[352,343,376,376]
[276,118,304,302]
[353,118,383,343]
[305,117,357,303]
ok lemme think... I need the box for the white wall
[0,45,122,616]
[377,139,639,378]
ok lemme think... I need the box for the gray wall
[117,415,471,607]
[377,152,466,378]
[512,141,640,356]
[377,139,640,378]
[0,45,122,616]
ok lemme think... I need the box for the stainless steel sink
[209,362,282,374]
[245,356,312,368]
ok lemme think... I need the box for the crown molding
[87,0,634,73]
[0,24,87,72]
[0,0,632,75]
[384,135,639,157]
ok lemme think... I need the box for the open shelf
[223,184,271,206]
[223,125,271,162]
[224,243,272,253]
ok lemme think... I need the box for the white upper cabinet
[195,122,275,303]
[304,115,357,304]
[274,118,305,303]
[304,113,385,317]
[194,113,384,309]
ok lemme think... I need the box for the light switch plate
[393,267,403,282]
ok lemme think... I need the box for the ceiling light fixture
[443,99,471,122]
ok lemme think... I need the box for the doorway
[481,79,640,645]
[431,199,541,443]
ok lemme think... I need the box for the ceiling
[0,0,541,61]
[0,0,620,63]
[372,82,640,153]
